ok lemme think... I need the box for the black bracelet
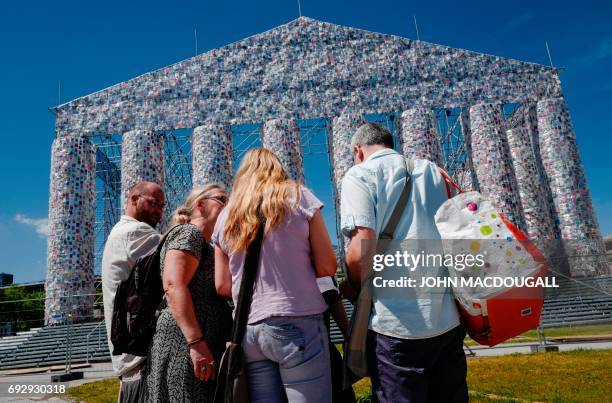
[187,336,204,347]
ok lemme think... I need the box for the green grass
[466,349,612,402]
[68,348,612,403]
[524,324,612,338]
[352,349,612,403]
[69,377,119,403]
[464,323,612,346]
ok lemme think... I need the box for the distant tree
[0,286,45,331]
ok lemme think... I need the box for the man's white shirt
[340,149,460,339]
[101,215,161,376]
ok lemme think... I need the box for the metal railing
[85,321,105,364]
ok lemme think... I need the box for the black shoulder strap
[230,216,266,344]
[156,224,182,254]
[379,158,414,241]
[140,224,183,290]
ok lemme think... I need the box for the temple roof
[55,16,561,136]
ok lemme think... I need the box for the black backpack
[110,226,178,357]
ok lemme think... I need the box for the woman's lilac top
[212,187,328,324]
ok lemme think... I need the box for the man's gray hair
[351,123,394,148]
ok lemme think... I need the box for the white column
[331,109,365,256]
[469,102,526,231]
[506,124,556,252]
[537,97,609,277]
[399,107,443,164]
[121,129,165,210]
[192,122,233,191]
[262,117,304,183]
[45,136,96,325]
[331,110,365,198]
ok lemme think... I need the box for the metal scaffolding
[162,130,193,230]
[89,107,530,275]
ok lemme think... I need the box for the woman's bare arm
[309,209,337,278]
[163,249,201,342]
[214,245,232,299]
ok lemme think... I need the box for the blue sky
[0,0,610,283]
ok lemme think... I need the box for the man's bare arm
[345,226,376,289]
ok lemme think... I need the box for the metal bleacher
[0,328,41,355]
[1,276,611,370]
[0,321,108,370]
[540,276,612,328]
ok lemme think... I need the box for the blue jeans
[242,314,332,403]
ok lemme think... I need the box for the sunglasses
[204,195,228,205]
[138,195,166,209]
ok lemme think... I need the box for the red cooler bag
[435,175,548,346]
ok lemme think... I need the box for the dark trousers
[366,325,468,403]
[118,364,147,403]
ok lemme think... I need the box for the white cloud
[569,36,612,67]
[593,36,612,59]
[14,214,49,238]
[498,12,534,34]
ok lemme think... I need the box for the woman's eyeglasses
[205,195,228,205]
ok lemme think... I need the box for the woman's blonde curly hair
[223,148,301,253]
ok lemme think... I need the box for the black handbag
[214,216,266,403]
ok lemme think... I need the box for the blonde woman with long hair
[213,148,337,403]
[146,184,232,402]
